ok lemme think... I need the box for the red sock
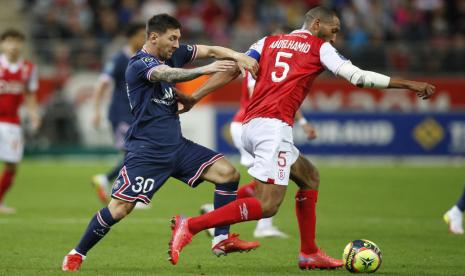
[237,181,256,198]
[188,197,262,235]
[0,170,15,202]
[295,189,319,254]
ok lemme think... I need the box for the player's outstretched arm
[295,110,317,140]
[92,77,111,128]
[336,62,436,99]
[25,93,41,131]
[320,43,435,99]
[195,45,258,78]
[149,60,236,83]
[176,69,241,114]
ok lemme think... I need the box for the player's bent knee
[108,199,135,220]
[260,201,280,218]
[219,165,240,183]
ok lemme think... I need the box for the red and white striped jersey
[0,54,38,124]
[244,30,348,126]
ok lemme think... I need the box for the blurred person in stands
[0,29,40,214]
[91,23,146,207]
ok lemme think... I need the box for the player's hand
[204,60,237,75]
[302,122,317,140]
[175,89,197,114]
[92,112,101,129]
[235,53,259,79]
[408,81,436,100]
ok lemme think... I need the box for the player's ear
[148,32,158,43]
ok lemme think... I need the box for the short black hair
[1,29,25,41]
[146,13,181,35]
[304,6,337,24]
[125,22,146,38]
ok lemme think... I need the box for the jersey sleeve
[245,37,266,62]
[129,56,162,82]
[319,42,351,75]
[171,44,197,67]
[101,56,117,82]
[27,64,39,93]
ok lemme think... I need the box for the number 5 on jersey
[272,52,293,82]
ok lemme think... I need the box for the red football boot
[212,233,260,256]
[62,253,84,271]
[168,215,193,265]
[298,249,344,270]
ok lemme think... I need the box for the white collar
[0,54,23,73]
[290,29,313,35]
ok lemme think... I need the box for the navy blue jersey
[103,49,133,125]
[124,44,197,152]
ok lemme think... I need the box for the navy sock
[214,181,238,236]
[456,186,465,212]
[106,158,124,181]
[75,207,119,256]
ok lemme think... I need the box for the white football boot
[200,203,215,237]
[253,218,288,238]
[444,206,464,235]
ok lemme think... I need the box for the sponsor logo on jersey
[152,87,176,105]
[0,80,25,94]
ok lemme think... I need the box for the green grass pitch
[0,159,464,275]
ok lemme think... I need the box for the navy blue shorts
[111,138,223,204]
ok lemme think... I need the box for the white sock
[212,234,229,247]
[256,217,273,229]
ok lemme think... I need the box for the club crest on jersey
[113,180,122,190]
[278,169,285,180]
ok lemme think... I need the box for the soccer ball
[343,239,382,273]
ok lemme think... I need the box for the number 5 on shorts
[278,151,287,167]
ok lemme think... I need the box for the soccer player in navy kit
[62,14,259,271]
[91,23,146,205]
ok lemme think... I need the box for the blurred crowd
[25,0,465,75]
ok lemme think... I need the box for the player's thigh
[172,138,228,187]
[290,155,320,190]
[0,122,23,164]
[111,151,172,205]
[201,157,239,184]
[254,180,287,217]
[242,118,299,186]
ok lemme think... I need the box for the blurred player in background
[0,29,40,214]
[444,186,465,234]
[169,6,435,269]
[62,14,259,271]
[200,70,317,238]
[91,23,146,205]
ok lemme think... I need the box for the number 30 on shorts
[132,176,155,193]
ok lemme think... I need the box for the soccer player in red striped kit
[169,6,435,269]
[0,29,40,214]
